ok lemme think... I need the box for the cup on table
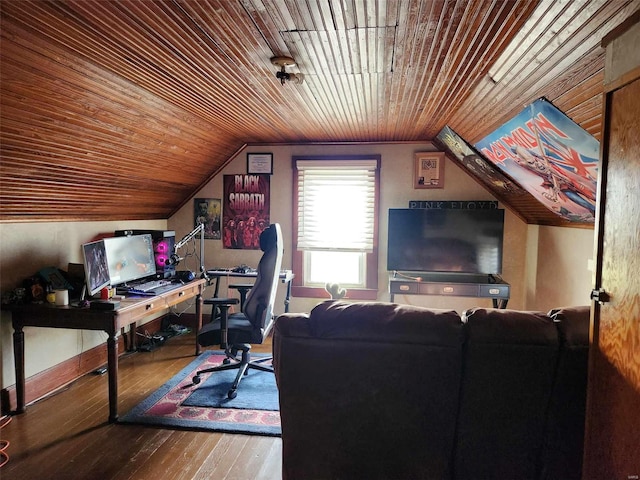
[54,289,69,306]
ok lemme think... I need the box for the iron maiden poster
[474,98,598,223]
[222,174,270,249]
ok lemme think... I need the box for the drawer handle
[399,285,410,291]
[178,291,185,297]
[489,288,500,295]
[146,303,154,310]
[443,286,454,293]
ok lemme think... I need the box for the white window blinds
[296,159,377,252]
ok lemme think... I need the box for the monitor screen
[104,234,157,286]
[387,208,505,275]
[81,239,110,297]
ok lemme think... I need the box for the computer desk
[206,269,295,313]
[8,279,206,423]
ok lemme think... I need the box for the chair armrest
[204,297,240,306]
[229,284,253,311]
[202,297,241,345]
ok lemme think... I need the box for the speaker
[176,270,195,282]
[115,230,176,279]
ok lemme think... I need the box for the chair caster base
[192,375,201,385]
[228,389,237,399]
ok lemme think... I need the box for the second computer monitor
[104,234,157,286]
[81,239,110,297]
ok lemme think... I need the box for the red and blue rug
[119,351,281,436]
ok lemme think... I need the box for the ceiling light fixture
[271,56,304,85]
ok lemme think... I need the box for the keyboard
[128,279,173,293]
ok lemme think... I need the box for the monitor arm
[173,223,209,282]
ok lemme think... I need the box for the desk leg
[195,289,203,356]
[107,332,119,423]
[492,298,509,309]
[124,324,137,352]
[284,280,292,313]
[209,277,222,325]
[13,323,26,414]
[212,277,220,297]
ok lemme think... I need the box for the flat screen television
[104,234,157,286]
[81,239,111,297]
[387,208,505,275]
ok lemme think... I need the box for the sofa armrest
[540,306,590,480]
[549,305,590,346]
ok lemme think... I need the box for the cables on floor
[0,415,11,468]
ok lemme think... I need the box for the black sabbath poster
[222,174,270,249]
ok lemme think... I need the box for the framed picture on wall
[194,198,221,239]
[414,152,445,189]
[247,153,273,175]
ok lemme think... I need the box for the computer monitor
[81,239,110,297]
[104,234,157,286]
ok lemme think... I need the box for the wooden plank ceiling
[1,0,639,224]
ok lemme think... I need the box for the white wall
[529,225,595,311]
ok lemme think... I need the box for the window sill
[291,286,378,301]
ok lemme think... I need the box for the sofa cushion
[454,307,559,480]
[274,300,464,480]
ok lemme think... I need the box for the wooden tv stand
[389,272,510,308]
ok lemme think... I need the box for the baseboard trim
[1,313,198,415]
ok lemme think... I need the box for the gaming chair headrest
[259,223,278,252]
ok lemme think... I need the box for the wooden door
[583,74,640,478]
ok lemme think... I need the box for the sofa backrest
[274,302,591,480]
[273,300,465,480]
[453,307,560,480]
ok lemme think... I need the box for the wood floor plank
[199,434,251,479]
[1,333,282,480]
[254,438,284,480]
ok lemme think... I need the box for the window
[292,155,379,299]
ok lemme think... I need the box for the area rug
[119,351,281,436]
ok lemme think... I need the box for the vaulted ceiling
[1,0,639,224]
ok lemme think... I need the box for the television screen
[104,234,157,286]
[387,208,504,275]
[81,239,110,297]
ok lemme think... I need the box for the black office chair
[193,223,284,399]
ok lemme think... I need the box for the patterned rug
[119,351,281,436]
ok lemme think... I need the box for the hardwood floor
[0,332,282,479]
